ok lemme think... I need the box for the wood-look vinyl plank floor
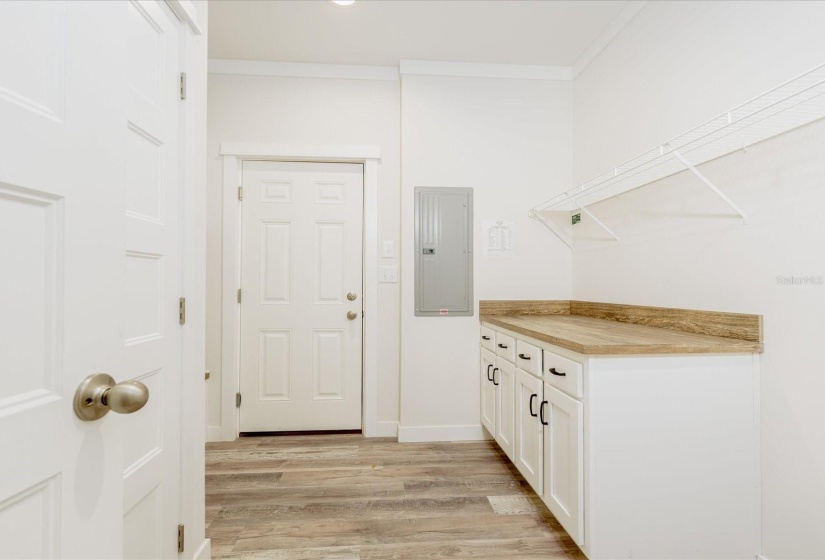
[206,434,584,559]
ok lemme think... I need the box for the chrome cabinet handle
[73,373,149,421]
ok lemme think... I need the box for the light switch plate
[379,265,398,283]
[382,240,394,258]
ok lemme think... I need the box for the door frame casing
[218,143,381,440]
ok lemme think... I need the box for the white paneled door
[239,161,364,432]
[0,1,183,558]
[122,1,182,558]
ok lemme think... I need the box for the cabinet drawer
[516,339,542,376]
[495,332,516,363]
[480,325,496,352]
[543,351,583,399]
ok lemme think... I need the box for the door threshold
[239,429,363,437]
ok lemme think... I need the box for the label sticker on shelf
[440,309,449,315]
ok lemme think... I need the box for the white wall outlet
[382,240,394,258]
[379,265,398,283]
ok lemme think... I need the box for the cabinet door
[542,383,584,546]
[480,349,497,435]
[515,369,543,494]
[495,359,516,461]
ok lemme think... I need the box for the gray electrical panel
[414,187,473,317]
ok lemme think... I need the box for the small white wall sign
[483,219,516,257]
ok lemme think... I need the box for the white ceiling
[208,0,631,67]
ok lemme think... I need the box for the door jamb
[218,143,381,440]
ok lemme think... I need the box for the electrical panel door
[414,187,473,316]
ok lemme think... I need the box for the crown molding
[208,59,399,82]
[572,0,648,79]
[400,59,572,81]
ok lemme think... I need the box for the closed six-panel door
[239,161,364,432]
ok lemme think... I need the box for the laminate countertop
[481,313,764,355]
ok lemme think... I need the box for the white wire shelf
[530,62,825,226]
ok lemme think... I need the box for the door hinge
[237,288,242,303]
[179,72,186,100]
[177,523,185,553]
[178,297,186,325]
[236,393,242,407]
[237,186,243,200]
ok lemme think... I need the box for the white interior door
[239,161,364,433]
[122,1,182,558]
[0,2,183,558]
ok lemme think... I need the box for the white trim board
[220,143,381,162]
[165,0,203,35]
[376,422,399,438]
[218,143,382,440]
[571,0,648,78]
[399,59,572,81]
[397,424,489,443]
[209,59,399,82]
[192,539,211,560]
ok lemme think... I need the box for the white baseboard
[376,421,398,438]
[397,424,487,443]
[206,425,222,443]
[192,538,210,560]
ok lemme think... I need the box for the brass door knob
[73,373,150,421]
[347,311,358,320]
[347,292,357,301]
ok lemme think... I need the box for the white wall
[206,74,402,435]
[399,74,573,440]
[572,2,825,558]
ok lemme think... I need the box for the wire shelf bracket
[668,146,748,223]
[576,202,620,242]
[528,209,572,249]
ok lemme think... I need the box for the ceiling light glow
[331,0,355,5]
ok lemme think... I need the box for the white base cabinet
[480,322,759,560]
[480,349,496,435]
[494,359,515,461]
[542,382,584,545]
[515,368,543,495]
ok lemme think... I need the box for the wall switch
[379,265,398,283]
[382,240,394,258]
